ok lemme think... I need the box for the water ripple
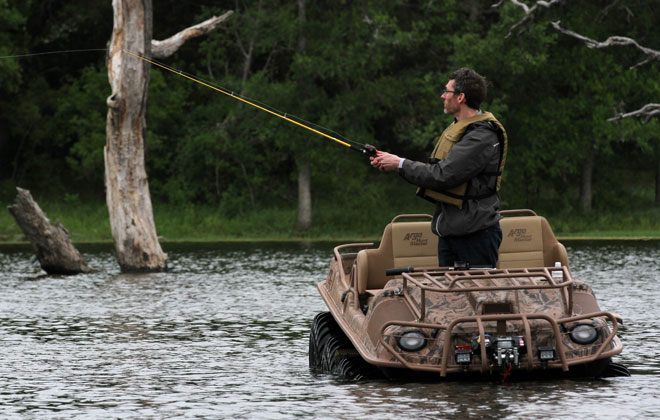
[0,241,659,419]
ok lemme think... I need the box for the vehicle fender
[365,294,416,346]
[572,282,601,314]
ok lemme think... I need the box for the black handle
[363,144,377,157]
[349,143,378,158]
[386,266,414,276]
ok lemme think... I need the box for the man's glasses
[442,89,460,95]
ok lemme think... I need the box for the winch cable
[501,363,513,385]
[123,50,377,157]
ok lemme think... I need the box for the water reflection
[0,240,658,419]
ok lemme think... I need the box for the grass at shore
[1,200,659,244]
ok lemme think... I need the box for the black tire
[308,312,382,381]
[567,357,630,378]
[602,360,631,377]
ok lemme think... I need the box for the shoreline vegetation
[3,3,660,253]
[1,201,659,245]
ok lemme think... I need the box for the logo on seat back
[507,228,532,242]
[403,232,428,246]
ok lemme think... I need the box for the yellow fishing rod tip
[125,49,363,152]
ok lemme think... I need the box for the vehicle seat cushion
[497,216,545,268]
[390,222,438,269]
[356,249,369,294]
[356,221,439,294]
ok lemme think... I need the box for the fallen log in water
[7,187,94,275]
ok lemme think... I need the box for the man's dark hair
[449,67,487,110]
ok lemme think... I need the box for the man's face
[441,80,461,115]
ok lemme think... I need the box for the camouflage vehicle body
[309,210,628,380]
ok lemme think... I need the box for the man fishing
[371,67,508,268]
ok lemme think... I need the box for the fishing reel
[363,144,378,157]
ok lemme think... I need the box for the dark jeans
[437,223,502,268]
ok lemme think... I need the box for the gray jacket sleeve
[399,122,500,192]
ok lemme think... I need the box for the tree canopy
[1,0,658,222]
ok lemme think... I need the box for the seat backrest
[356,217,438,294]
[391,221,439,268]
[497,215,569,269]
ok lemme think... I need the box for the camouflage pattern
[359,272,620,374]
[318,244,623,376]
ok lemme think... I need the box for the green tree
[0,0,29,194]
[52,65,109,189]
[0,0,111,198]
[455,0,657,214]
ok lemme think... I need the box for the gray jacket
[399,120,503,237]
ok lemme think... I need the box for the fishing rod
[123,49,377,158]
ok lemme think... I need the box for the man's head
[441,68,487,115]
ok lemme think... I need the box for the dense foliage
[1,0,658,230]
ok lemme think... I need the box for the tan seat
[355,215,438,294]
[497,214,569,269]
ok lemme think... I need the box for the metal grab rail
[440,313,566,376]
[332,243,374,309]
[399,268,575,322]
[332,243,374,266]
[500,209,537,217]
[390,214,433,223]
[444,267,569,288]
[378,311,622,377]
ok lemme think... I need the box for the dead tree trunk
[106,0,166,272]
[295,0,312,231]
[8,188,93,275]
[105,0,232,272]
[579,154,594,213]
[296,157,312,230]
[655,160,660,208]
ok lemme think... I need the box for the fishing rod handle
[363,144,377,157]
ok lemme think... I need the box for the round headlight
[398,331,427,352]
[570,323,598,345]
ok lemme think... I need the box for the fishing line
[1,47,377,156]
[135,54,353,147]
[0,48,108,59]
[123,50,377,157]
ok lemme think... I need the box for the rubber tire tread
[308,312,382,381]
[603,361,631,377]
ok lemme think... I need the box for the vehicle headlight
[397,331,427,352]
[570,323,599,345]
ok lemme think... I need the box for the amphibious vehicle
[309,210,629,380]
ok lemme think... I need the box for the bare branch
[494,3,659,123]
[551,21,660,69]
[152,11,234,59]
[594,0,633,23]
[608,104,660,123]
[492,0,562,38]
[551,22,660,123]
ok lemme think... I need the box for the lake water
[0,240,659,419]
